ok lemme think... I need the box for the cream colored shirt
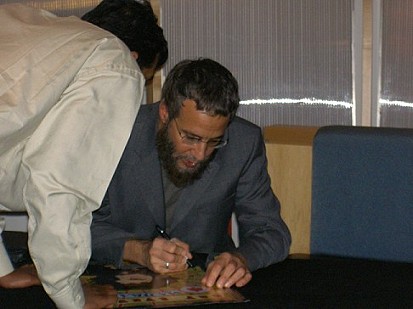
[0,4,144,308]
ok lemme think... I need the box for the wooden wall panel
[147,0,162,104]
[264,126,318,254]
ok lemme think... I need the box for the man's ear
[159,101,169,124]
[131,51,139,60]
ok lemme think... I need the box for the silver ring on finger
[165,262,170,269]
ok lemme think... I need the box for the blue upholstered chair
[311,126,413,263]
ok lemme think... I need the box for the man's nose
[191,142,208,161]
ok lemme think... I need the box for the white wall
[2,214,28,232]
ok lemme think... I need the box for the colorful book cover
[82,265,248,308]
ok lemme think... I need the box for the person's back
[0,2,166,308]
[0,3,139,210]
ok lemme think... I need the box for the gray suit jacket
[91,103,291,271]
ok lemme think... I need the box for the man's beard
[156,124,214,188]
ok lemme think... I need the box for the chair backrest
[311,126,413,262]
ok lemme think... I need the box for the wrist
[231,251,248,266]
[122,239,151,267]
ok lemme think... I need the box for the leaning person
[0,1,167,308]
[91,58,291,289]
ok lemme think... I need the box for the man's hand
[201,252,252,288]
[83,282,117,309]
[123,238,192,274]
[0,264,41,288]
[146,237,192,273]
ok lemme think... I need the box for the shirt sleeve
[21,44,144,308]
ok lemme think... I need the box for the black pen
[155,225,193,268]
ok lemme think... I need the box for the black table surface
[2,256,412,308]
[1,233,412,308]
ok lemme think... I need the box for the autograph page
[82,265,248,308]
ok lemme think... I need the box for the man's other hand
[83,282,117,309]
[0,264,40,288]
[201,252,252,288]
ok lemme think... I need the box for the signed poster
[82,265,248,308]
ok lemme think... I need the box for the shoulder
[135,103,160,125]
[228,116,262,141]
[128,103,159,145]
[1,4,135,71]
[215,116,264,162]
[0,3,108,39]
[138,102,160,116]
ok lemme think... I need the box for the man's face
[156,99,229,187]
[141,65,157,85]
[132,52,159,84]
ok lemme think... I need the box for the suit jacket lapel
[136,148,165,225]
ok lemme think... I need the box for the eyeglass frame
[173,118,228,149]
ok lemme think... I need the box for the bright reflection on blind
[379,0,413,128]
[0,0,100,17]
[160,0,353,127]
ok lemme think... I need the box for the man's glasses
[174,119,228,149]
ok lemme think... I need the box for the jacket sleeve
[90,192,138,268]
[233,130,291,271]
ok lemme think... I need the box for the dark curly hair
[162,58,240,120]
[82,0,167,70]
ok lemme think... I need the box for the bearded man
[90,58,291,289]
